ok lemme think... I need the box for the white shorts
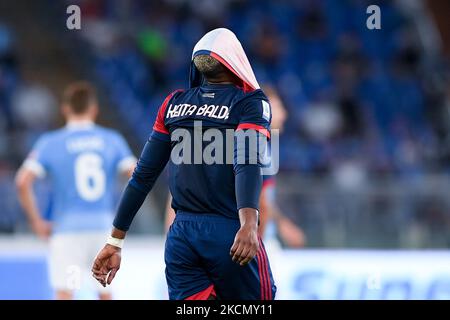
[49,231,110,293]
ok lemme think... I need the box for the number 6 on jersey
[75,152,105,201]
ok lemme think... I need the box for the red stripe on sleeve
[237,123,271,139]
[152,89,183,134]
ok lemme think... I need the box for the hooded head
[190,28,260,93]
[192,54,234,83]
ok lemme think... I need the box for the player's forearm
[128,134,171,194]
[234,163,262,211]
[112,184,147,232]
[17,189,41,223]
[233,128,265,212]
[111,227,126,239]
[112,134,171,232]
[15,171,41,223]
[238,208,259,229]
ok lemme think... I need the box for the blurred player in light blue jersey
[15,82,136,300]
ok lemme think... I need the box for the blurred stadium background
[0,0,450,299]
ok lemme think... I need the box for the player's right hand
[92,244,122,287]
[30,218,51,240]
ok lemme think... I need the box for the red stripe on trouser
[256,251,266,300]
[259,238,272,300]
[261,240,272,300]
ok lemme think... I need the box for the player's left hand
[230,224,259,266]
[92,244,121,287]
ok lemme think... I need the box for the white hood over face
[190,28,260,92]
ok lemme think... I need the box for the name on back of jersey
[66,136,104,153]
[166,103,230,120]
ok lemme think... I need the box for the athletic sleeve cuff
[22,159,46,178]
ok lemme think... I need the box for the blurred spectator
[0,24,18,132]
[301,100,342,143]
[59,0,448,179]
